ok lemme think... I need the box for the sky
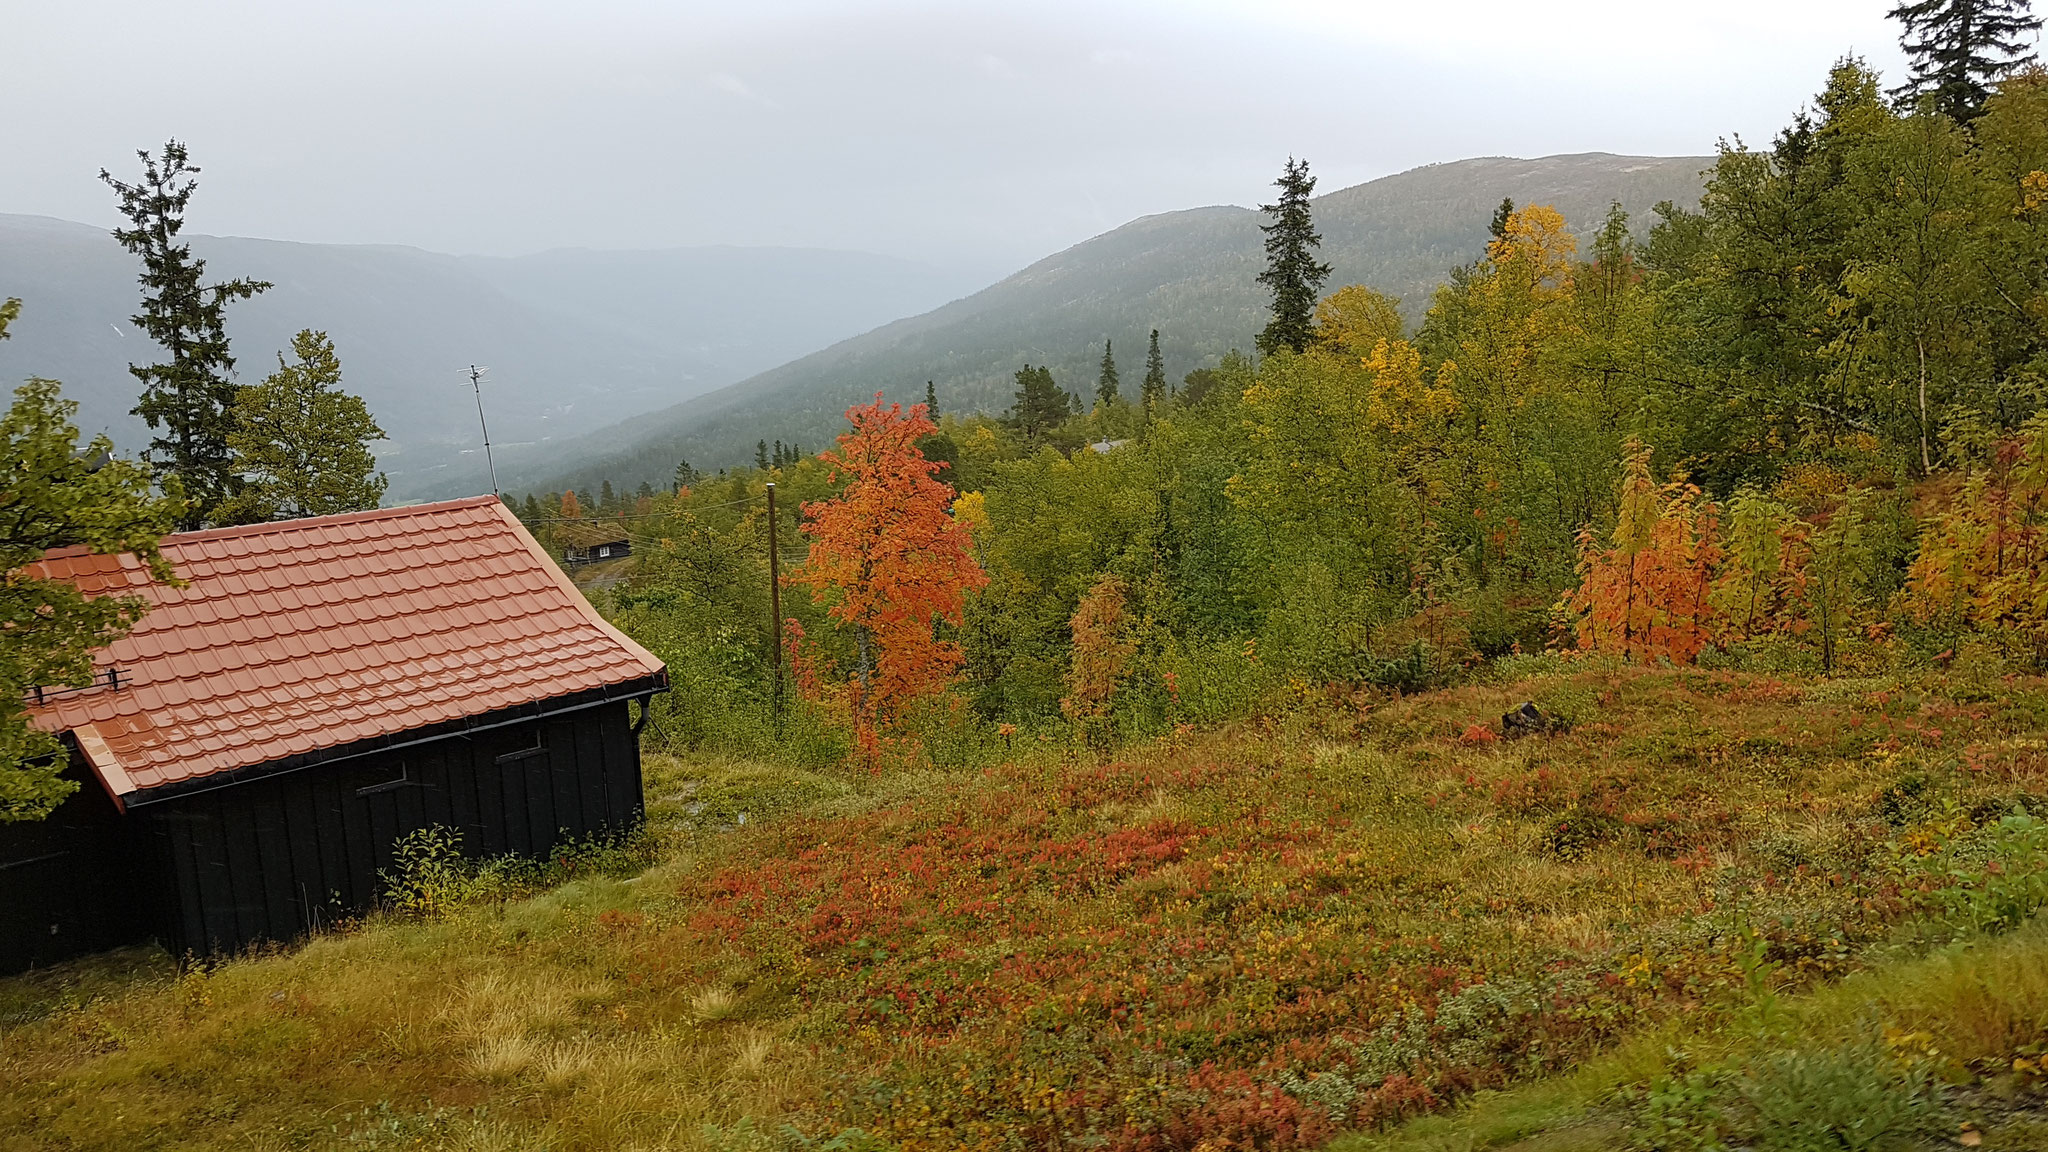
[1,1,1925,275]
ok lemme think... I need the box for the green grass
[6,666,2048,1149]
[1343,917,2048,1150]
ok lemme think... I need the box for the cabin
[1,496,667,973]
[556,521,632,566]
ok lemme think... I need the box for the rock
[1501,702,1549,738]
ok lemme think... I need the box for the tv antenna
[463,365,499,497]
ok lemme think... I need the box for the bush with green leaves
[1927,812,2048,934]
[1622,1036,1943,1152]
[379,823,656,917]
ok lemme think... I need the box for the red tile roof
[26,496,665,804]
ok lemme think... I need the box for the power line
[520,494,768,523]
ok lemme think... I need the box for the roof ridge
[162,496,503,546]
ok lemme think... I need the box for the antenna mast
[464,365,500,497]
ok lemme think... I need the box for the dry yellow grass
[6,666,2048,1149]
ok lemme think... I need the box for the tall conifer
[101,141,270,529]
[1255,157,1332,357]
[1888,0,2041,121]
[1095,340,1121,410]
[1140,329,1168,415]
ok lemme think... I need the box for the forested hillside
[520,153,1709,497]
[0,214,976,499]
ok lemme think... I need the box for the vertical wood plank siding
[2,700,647,972]
[0,762,138,972]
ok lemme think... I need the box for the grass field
[6,659,2048,1150]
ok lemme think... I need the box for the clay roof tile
[23,497,661,796]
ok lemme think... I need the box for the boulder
[1501,702,1549,739]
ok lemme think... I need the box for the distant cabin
[1,497,667,973]
[555,521,632,566]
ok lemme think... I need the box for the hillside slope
[521,152,1709,499]
[0,215,977,500]
[7,666,2046,1148]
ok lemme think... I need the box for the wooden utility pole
[766,482,785,721]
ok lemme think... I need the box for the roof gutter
[117,671,669,809]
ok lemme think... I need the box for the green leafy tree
[1140,329,1168,416]
[1095,339,1122,410]
[0,300,179,821]
[217,330,387,523]
[1712,486,1803,639]
[1647,61,1889,485]
[1833,98,1991,473]
[1004,364,1073,447]
[100,141,270,529]
[1255,157,1333,357]
[1888,0,2041,121]
[1807,494,1872,675]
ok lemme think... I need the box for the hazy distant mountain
[519,153,1711,500]
[0,214,980,500]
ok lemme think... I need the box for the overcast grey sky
[3,1,1917,273]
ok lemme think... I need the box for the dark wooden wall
[2,699,644,971]
[136,700,644,957]
[0,760,138,974]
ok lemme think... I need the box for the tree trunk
[1918,336,1933,476]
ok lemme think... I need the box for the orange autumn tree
[1062,573,1136,748]
[1566,441,1722,664]
[792,395,986,762]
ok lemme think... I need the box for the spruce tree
[1255,157,1333,357]
[756,439,770,470]
[1489,197,1516,244]
[1095,339,1121,410]
[101,141,270,529]
[600,479,616,512]
[1140,329,1168,416]
[925,380,939,419]
[1888,0,2041,121]
[674,459,696,492]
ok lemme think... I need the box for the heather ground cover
[7,662,2048,1150]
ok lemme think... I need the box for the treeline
[564,48,2048,764]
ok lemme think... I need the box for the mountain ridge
[0,215,980,499]
[507,151,1712,499]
